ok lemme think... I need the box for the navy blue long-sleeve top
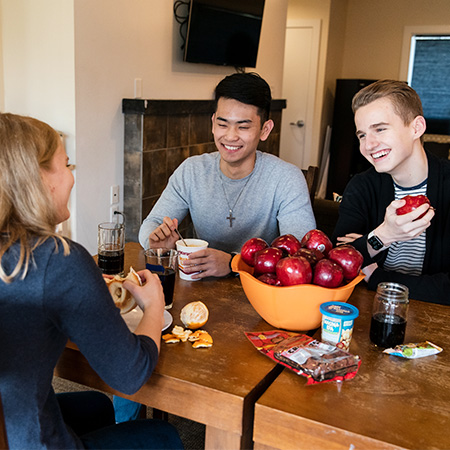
[0,238,158,449]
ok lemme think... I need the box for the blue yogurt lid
[320,302,359,320]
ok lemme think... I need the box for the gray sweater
[139,151,316,251]
[0,238,158,449]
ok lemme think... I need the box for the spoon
[175,228,188,247]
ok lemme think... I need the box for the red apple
[313,259,344,288]
[300,229,333,255]
[328,245,363,281]
[294,248,324,267]
[241,238,268,267]
[271,234,302,256]
[396,195,431,220]
[276,256,312,286]
[257,273,282,286]
[254,247,284,274]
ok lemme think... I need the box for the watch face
[368,235,383,251]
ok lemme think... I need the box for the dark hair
[352,79,424,126]
[214,72,272,124]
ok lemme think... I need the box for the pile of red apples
[241,230,364,288]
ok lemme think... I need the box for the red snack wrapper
[245,330,360,385]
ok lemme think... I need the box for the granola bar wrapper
[383,341,443,359]
[245,331,360,385]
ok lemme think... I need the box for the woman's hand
[124,270,165,350]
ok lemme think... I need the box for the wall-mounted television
[183,0,266,68]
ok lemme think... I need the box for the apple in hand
[258,273,282,286]
[276,256,312,286]
[313,259,344,288]
[271,234,302,256]
[396,195,431,220]
[294,248,324,267]
[328,245,363,281]
[254,247,284,274]
[241,238,268,266]
[300,229,333,255]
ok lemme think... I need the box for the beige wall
[342,0,450,79]
[1,0,288,253]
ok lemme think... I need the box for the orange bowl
[231,254,365,331]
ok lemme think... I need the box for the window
[407,34,450,135]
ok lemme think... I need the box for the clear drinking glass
[145,249,178,310]
[97,222,125,276]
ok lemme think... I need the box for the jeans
[57,391,184,449]
[113,395,144,423]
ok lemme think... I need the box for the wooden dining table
[54,242,284,450]
[253,284,450,450]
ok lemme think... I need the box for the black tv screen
[183,0,265,68]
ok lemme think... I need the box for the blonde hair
[352,79,424,125]
[0,113,70,283]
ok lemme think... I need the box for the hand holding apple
[396,195,431,220]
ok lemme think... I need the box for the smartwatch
[367,231,386,251]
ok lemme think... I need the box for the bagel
[104,267,140,314]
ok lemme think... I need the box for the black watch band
[368,231,385,251]
[229,252,239,277]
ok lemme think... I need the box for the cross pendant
[226,210,235,227]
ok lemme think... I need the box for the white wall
[1,0,288,254]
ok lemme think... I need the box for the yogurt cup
[176,239,208,281]
[320,302,359,351]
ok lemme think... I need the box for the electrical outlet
[110,185,119,205]
[110,204,120,222]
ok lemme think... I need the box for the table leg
[205,426,241,450]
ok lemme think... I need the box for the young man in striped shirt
[332,79,450,304]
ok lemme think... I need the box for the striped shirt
[383,179,427,276]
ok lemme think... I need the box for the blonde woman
[0,113,183,449]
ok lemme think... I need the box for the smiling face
[355,97,426,185]
[41,143,74,224]
[212,98,274,179]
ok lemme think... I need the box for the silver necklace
[219,175,252,227]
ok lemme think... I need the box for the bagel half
[104,267,140,314]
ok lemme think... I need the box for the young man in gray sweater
[139,72,316,279]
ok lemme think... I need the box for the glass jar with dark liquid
[370,282,409,348]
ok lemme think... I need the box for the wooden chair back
[302,165,319,206]
[0,393,9,450]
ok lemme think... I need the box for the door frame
[282,18,321,168]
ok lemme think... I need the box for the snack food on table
[180,301,209,329]
[320,302,359,351]
[245,330,360,384]
[163,326,213,348]
[104,267,140,314]
[273,335,359,382]
[383,341,442,359]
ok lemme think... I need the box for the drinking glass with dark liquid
[145,249,178,310]
[98,221,125,276]
[370,282,409,348]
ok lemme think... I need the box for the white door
[279,20,320,169]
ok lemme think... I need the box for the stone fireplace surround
[122,98,286,243]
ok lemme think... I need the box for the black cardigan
[332,151,450,305]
